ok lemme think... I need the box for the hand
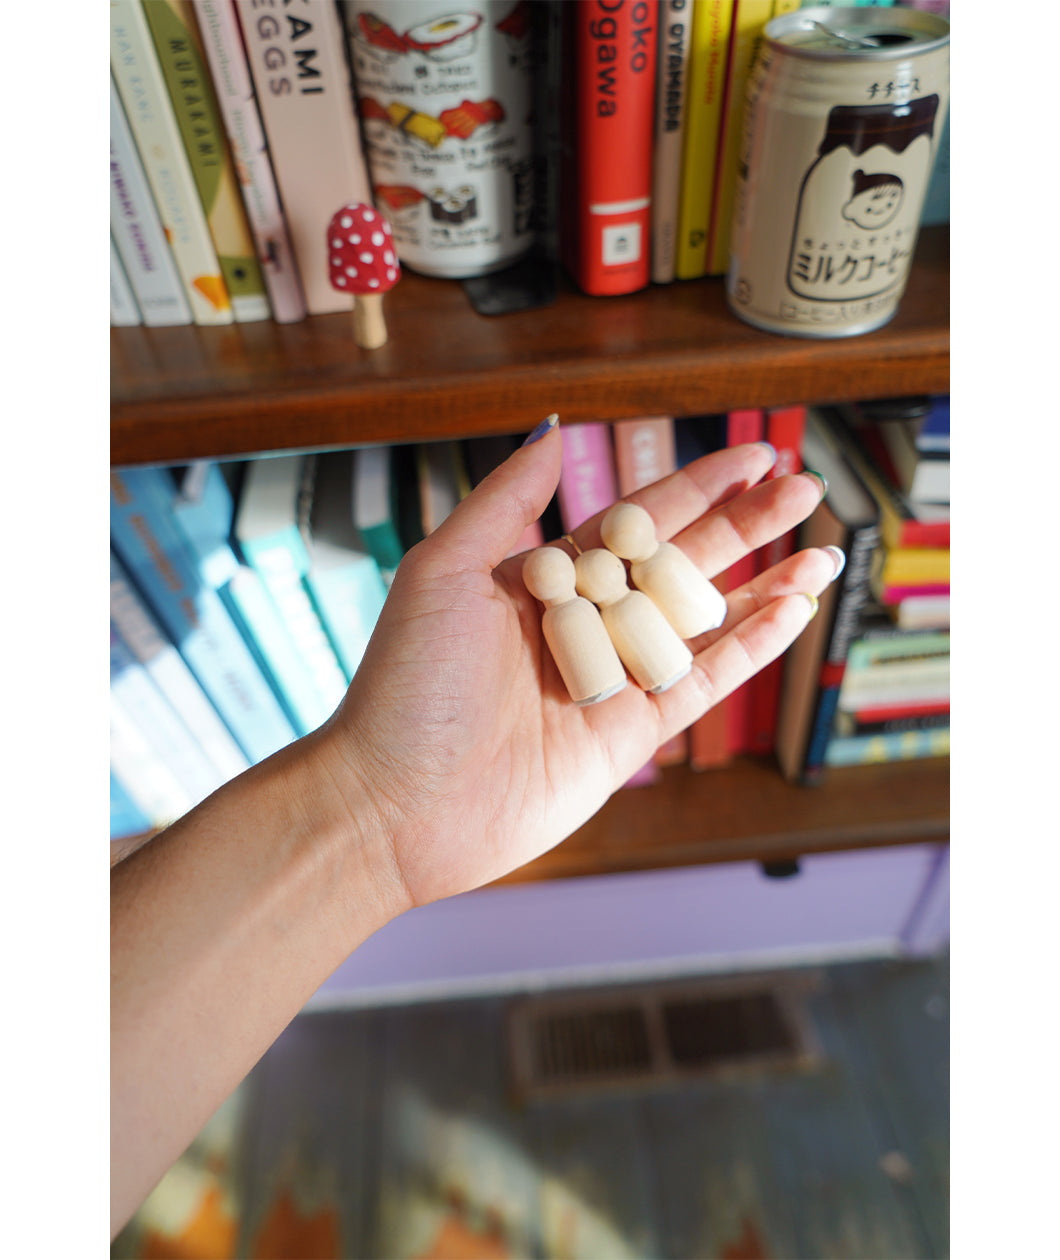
[317,423,837,911]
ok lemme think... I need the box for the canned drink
[342,1,536,278]
[727,5,949,338]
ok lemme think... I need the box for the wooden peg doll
[574,547,693,694]
[600,501,727,639]
[522,547,627,706]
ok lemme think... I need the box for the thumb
[429,415,562,572]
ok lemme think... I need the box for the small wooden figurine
[574,547,693,694]
[522,547,627,706]
[600,501,727,639]
[326,202,401,349]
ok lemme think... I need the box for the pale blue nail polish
[522,413,559,445]
[758,441,777,468]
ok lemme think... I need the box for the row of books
[776,396,950,783]
[109,0,951,328]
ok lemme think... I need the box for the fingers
[425,417,562,573]
[569,442,778,553]
[651,563,834,743]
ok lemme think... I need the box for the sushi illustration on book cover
[342,1,535,278]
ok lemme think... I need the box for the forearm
[109,725,405,1237]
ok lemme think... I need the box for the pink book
[557,423,618,532]
[612,417,677,495]
[234,0,372,315]
[192,0,306,323]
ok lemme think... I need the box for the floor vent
[507,974,820,1100]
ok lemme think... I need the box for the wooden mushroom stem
[353,292,388,350]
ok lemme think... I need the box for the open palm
[325,424,835,909]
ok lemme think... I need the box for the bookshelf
[110,225,950,879]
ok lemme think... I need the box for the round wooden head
[522,547,577,606]
[574,548,629,606]
[600,501,659,562]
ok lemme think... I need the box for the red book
[748,405,806,755]
[563,0,658,295]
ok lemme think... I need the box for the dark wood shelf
[111,227,948,467]
[495,755,949,886]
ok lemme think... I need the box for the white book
[110,0,233,325]
[109,73,194,326]
[652,0,693,284]
[110,238,141,326]
[110,695,192,829]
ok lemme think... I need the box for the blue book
[298,453,388,682]
[111,466,297,763]
[915,396,950,454]
[111,550,249,782]
[173,462,336,735]
[110,767,151,842]
[233,455,348,713]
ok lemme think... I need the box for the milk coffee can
[727,5,950,338]
[342,1,536,278]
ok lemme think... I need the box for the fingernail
[800,592,819,620]
[757,440,778,468]
[823,545,846,582]
[802,468,828,499]
[522,413,559,445]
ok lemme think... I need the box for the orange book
[564,1,658,295]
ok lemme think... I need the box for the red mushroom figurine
[326,202,401,349]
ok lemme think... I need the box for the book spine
[110,239,142,326]
[565,0,658,295]
[111,767,153,841]
[800,517,881,784]
[235,0,372,314]
[110,467,297,762]
[109,693,193,828]
[110,76,194,326]
[674,0,731,280]
[110,550,250,781]
[747,404,805,755]
[824,727,950,770]
[705,0,773,276]
[305,555,388,684]
[557,423,619,531]
[109,0,234,325]
[651,0,692,283]
[111,624,227,804]
[190,0,308,323]
[142,0,272,322]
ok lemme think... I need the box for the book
[612,416,686,768]
[834,702,949,739]
[352,445,406,584]
[824,726,950,770]
[172,461,337,735]
[143,0,272,322]
[110,622,226,806]
[774,408,881,784]
[416,443,470,537]
[556,423,619,531]
[297,453,388,683]
[876,546,949,589]
[190,0,308,323]
[235,0,373,314]
[110,465,297,762]
[562,0,658,295]
[110,73,194,326]
[110,549,250,782]
[233,455,349,714]
[110,239,141,326]
[705,0,774,276]
[110,0,233,324]
[892,592,949,631]
[651,0,693,283]
[111,767,152,842]
[110,693,192,831]
[877,415,950,505]
[674,0,732,280]
[830,404,950,550]
[463,433,546,557]
[747,403,805,755]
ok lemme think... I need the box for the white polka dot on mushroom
[371,231,384,246]
[340,216,352,228]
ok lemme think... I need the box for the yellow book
[878,548,950,588]
[674,1,733,281]
[706,0,774,275]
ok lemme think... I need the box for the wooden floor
[113,953,949,1260]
